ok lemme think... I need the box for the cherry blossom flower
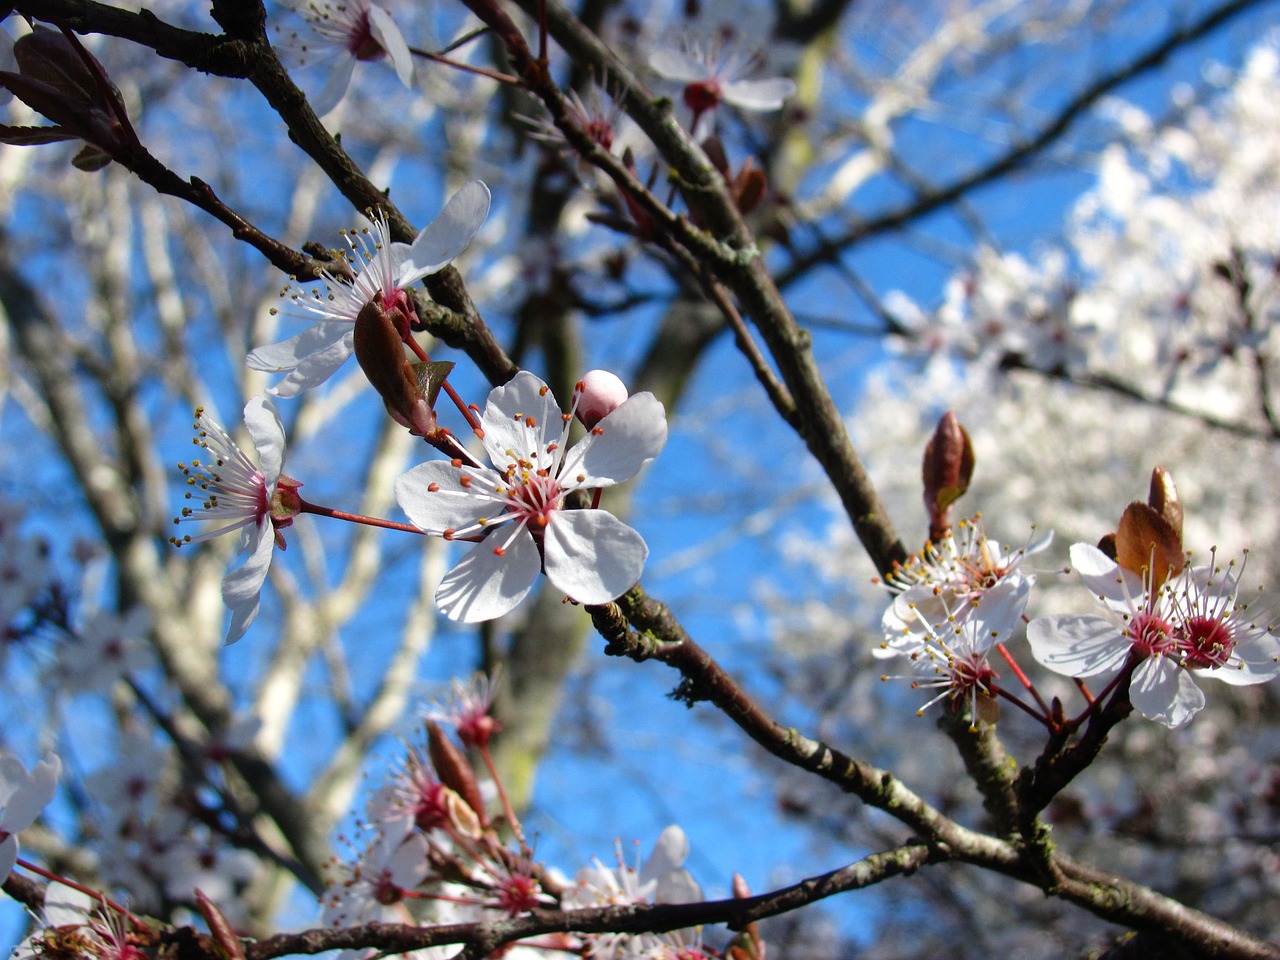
[877,577,1031,727]
[247,181,490,398]
[1027,543,1280,728]
[394,371,667,622]
[880,516,1049,648]
[11,882,147,960]
[564,825,702,960]
[321,829,431,930]
[274,0,414,116]
[649,37,795,137]
[424,670,502,748]
[0,749,60,880]
[51,606,152,692]
[171,397,295,644]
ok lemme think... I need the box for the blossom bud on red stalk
[196,890,247,960]
[575,369,629,429]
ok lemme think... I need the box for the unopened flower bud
[921,411,973,542]
[353,299,440,438]
[575,369,629,429]
[426,720,486,827]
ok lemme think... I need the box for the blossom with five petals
[247,181,490,398]
[394,371,667,622]
[274,0,414,116]
[171,397,295,644]
[1027,543,1280,728]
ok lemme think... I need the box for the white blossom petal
[312,52,356,117]
[246,321,351,372]
[648,48,705,84]
[399,181,492,284]
[435,530,541,622]
[395,461,507,532]
[480,371,564,467]
[222,522,276,644]
[558,392,667,489]
[40,882,94,928]
[1069,542,1139,603]
[544,510,647,604]
[639,825,688,888]
[1027,614,1129,679]
[1131,657,1204,728]
[243,396,285,489]
[367,4,414,87]
[1202,630,1280,685]
[723,77,796,110]
[1,755,59,833]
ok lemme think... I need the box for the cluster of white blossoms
[176,175,667,640]
[311,694,700,960]
[885,39,1280,423]
[876,517,1049,725]
[1028,544,1280,729]
[875,512,1280,730]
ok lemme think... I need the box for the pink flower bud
[575,369,629,429]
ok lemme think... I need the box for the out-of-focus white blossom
[274,0,415,116]
[564,825,702,960]
[0,750,60,880]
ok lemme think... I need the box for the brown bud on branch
[922,411,974,543]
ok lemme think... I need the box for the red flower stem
[1074,677,1096,704]
[480,743,531,857]
[404,335,484,435]
[298,499,426,534]
[995,642,1052,716]
[408,46,521,85]
[14,858,144,930]
[987,682,1050,725]
[1065,654,1138,730]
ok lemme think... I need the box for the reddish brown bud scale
[1115,501,1184,590]
[196,889,247,960]
[426,720,486,825]
[1147,465,1183,543]
[922,411,974,542]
